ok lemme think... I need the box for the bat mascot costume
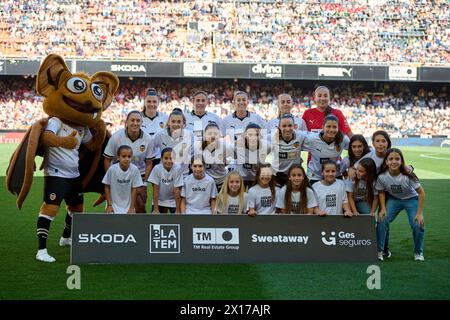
[6,54,119,262]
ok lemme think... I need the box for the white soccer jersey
[181,174,218,214]
[247,184,277,215]
[234,142,271,181]
[148,163,184,207]
[104,128,154,175]
[270,130,307,174]
[376,172,421,199]
[303,132,349,180]
[185,110,223,140]
[222,111,267,141]
[267,116,307,135]
[202,140,234,186]
[312,180,348,215]
[141,112,168,159]
[217,193,248,215]
[275,186,317,213]
[153,129,194,176]
[102,163,143,214]
[43,117,92,178]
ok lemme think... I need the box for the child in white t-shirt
[102,145,143,214]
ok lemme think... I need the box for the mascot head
[36,54,119,127]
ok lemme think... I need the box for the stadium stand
[0,0,448,64]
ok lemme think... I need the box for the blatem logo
[111,64,146,72]
[78,233,137,244]
[321,231,372,247]
[150,224,180,253]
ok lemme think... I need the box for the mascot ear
[91,72,119,110]
[36,54,70,97]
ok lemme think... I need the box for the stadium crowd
[0,77,448,137]
[0,0,448,64]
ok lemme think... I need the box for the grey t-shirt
[312,180,348,215]
[217,193,248,215]
[376,171,421,199]
[345,179,378,202]
[247,184,278,215]
[275,186,317,213]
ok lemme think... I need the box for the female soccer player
[104,110,154,213]
[247,163,277,216]
[215,171,248,215]
[267,93,307,134]
[346,158,378,216]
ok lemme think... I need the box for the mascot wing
[6,118,48,210]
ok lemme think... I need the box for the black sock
[37,216,52,250]
[62,212,72,238]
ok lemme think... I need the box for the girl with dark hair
[234,122,271,190]
[201,121,234,191]
[141,88,168,167]
[302,86,353,137]
[341,134,371,177]
[185,90,223,138]
[270,114,307,187]
[375,148,425,261]
[104,110,154,213]
[222,91,266,142]
[346,158,378,216]
[302,115,349,184]
[275,164,317,214]
[153,108,194,177]
[312,160,353,217]
[247,163,277,216]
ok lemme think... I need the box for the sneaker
[377,252,384,261]
[414,253,425,261]
[59,237,72,247]
[384,250,392,258]
[36,249,56,263]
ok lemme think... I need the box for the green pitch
[0,144,449,299]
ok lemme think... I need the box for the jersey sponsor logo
[390,185,403,194]
[260,196,272,207]
[279,152,288,159]
[243,163,253,169]
[192,186,207,192]
[117,178,131,184]
[161,177,174,185]
[319,157,330,164]
[326,194,337,207]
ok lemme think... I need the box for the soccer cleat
[377,252,384,261]
[59,237,72,247]
[384,250,392,258]
[414,253,425,261]
[36,249,56,263]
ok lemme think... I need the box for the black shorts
[152,205,176,214]
[43,176,84,207]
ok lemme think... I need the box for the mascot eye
[91,84,104,101]
[66,78,87,93]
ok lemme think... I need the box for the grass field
[0,144,449,300]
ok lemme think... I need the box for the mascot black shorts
[43,176,84,207]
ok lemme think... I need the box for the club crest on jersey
[140,145,145,152]
[159,122,164,128]
[294,142,300,148]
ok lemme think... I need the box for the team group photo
[0,0,449,302]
